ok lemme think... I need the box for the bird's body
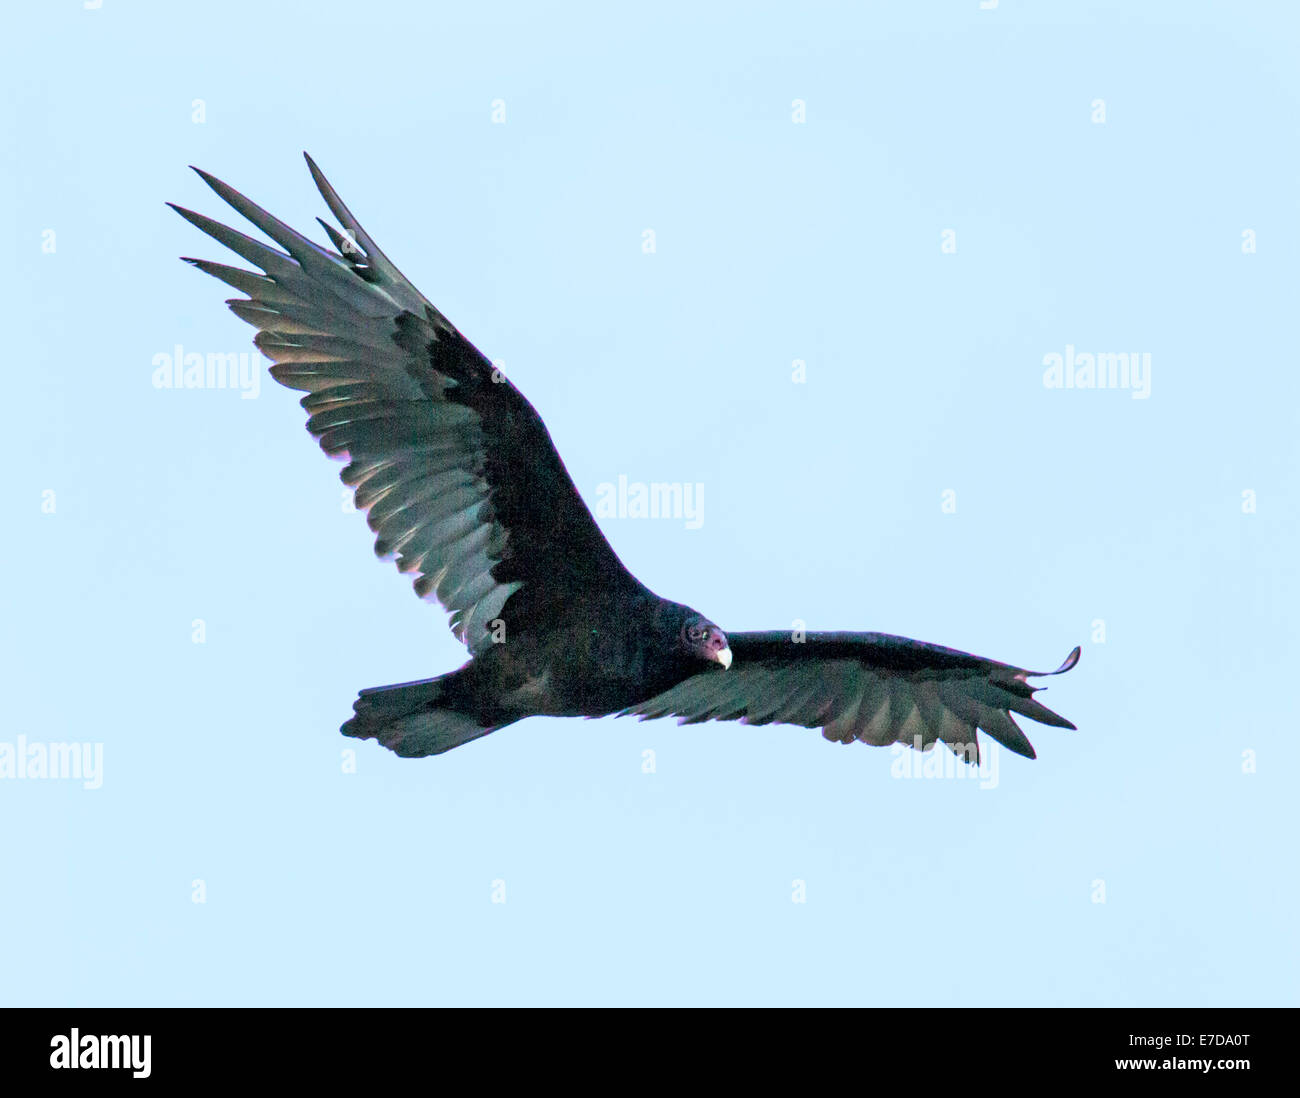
[358,589,730,755]
[462,588,720,723]
[173,155,1079,765]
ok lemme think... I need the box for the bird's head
[680,615,732,670]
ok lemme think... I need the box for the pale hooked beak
[713,646,733,670]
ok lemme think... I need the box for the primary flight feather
[172,155,1079,764]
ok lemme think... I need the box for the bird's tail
[341,674,496,757]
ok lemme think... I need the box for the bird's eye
[687,625,704,642]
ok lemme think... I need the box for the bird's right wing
[624,632,1080,762]
[171,154,641,653]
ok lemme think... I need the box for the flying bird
[171,155,1079,764]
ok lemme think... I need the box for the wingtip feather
[1053,646,1082,675]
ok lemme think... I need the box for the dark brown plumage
[172,155,1079,764]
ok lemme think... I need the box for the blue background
[4,0,1296,1006]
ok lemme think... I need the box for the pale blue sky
[4,0,1296,1006]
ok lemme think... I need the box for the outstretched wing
[171,154,639,653]
[624,632,1080,762]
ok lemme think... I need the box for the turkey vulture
[171,155,1079,765]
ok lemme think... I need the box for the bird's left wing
[170,155,642,654]
[623,632,1080,762]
